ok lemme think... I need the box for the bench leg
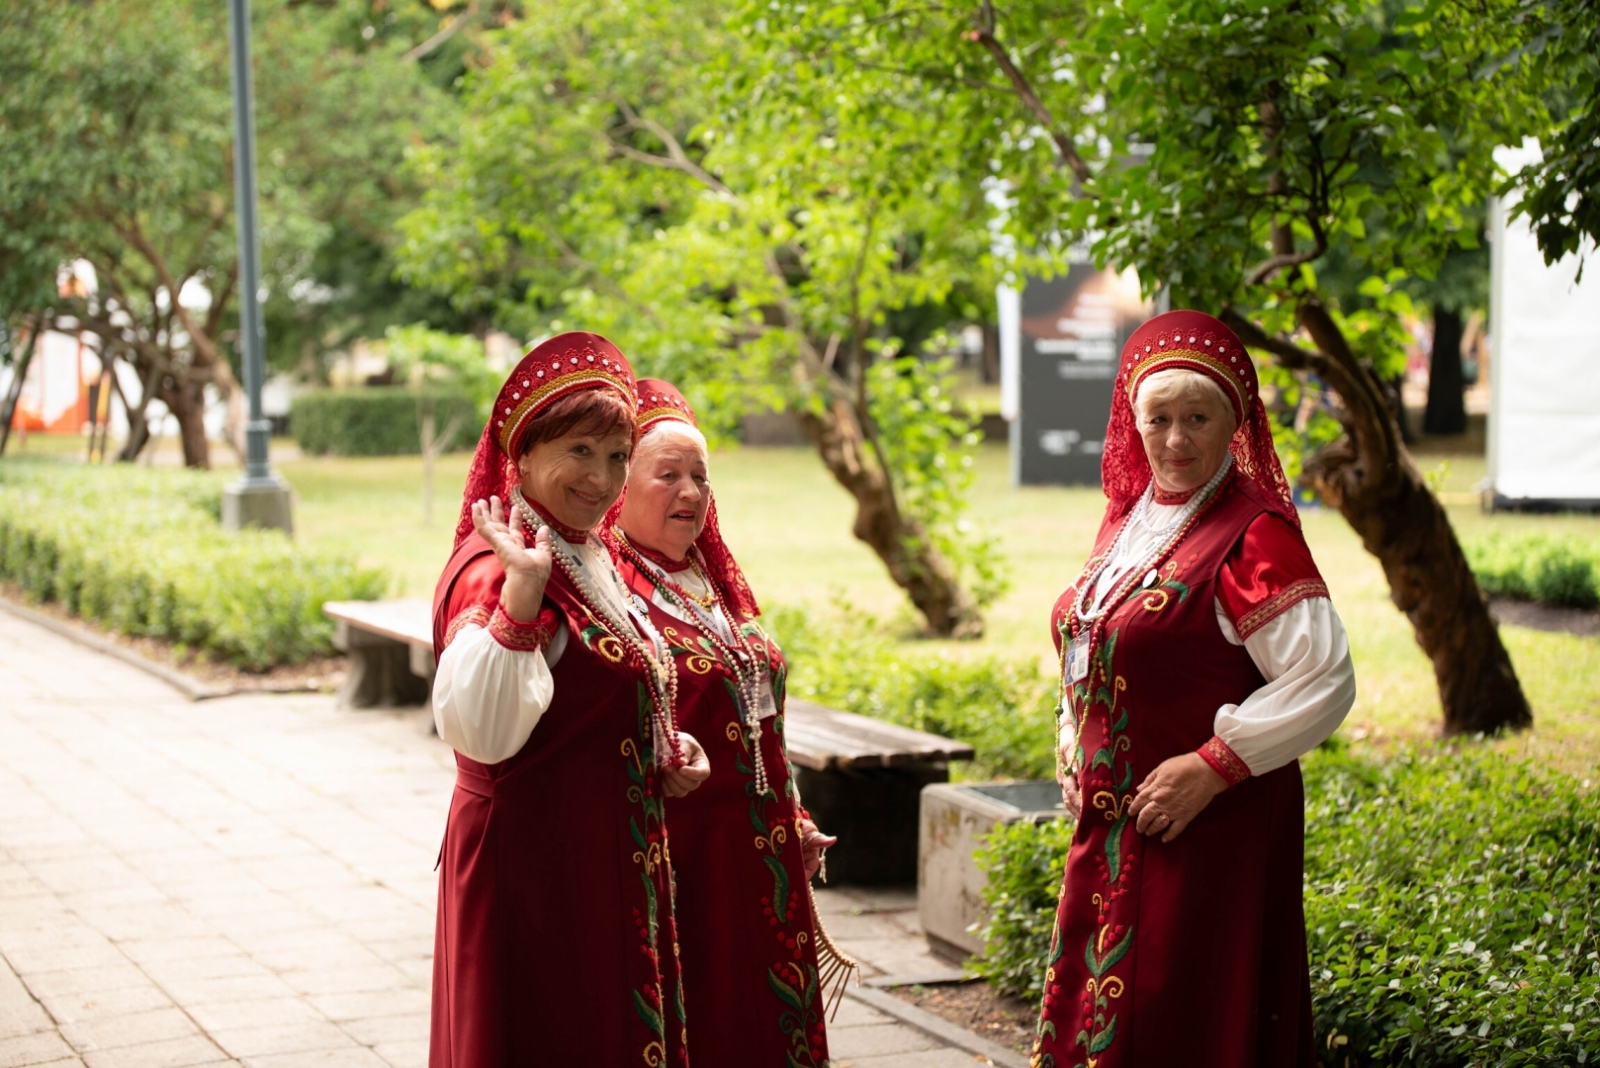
[794,763,948,886]
[338,644,432,709]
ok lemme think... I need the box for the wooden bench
[320,600,975,883]
[323,599,434,708]
[783,700,975,885]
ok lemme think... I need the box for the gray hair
[1134,369,1236,433]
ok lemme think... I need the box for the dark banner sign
[1004,264,1152,486]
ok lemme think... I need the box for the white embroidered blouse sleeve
[1212,596,1356,776]
[431,624,565,764]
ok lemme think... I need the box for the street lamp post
[222,0,293,534]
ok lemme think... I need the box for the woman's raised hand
[661,731,711,798]
[1128,752,1226,843]
[471,495,552,622]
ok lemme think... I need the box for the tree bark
[163,376,211,469]
[793,391,983,638]
[0,314,43,457]
[1226,302,1531,735]
[1423,305,1467,435]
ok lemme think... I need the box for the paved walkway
[0,610,988,1068]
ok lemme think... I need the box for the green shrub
[1465,533,1599,609]
[290,386,482,457]
[971,746,1600,1066]
[767,603,1056,781]
[0,460,386,669]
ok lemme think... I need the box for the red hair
[516,388,639,455]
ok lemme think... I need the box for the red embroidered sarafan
[1035,473,1321,1068]
[430,540,689,1067]
[615,552,834,1067]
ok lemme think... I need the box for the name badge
[1067,632,1091,684]
[755,675,778,720]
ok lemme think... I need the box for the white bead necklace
[615,531,776,798]
[1073,453,1234,626]
[510,489,682,770]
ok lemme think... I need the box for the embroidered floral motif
[1233,578,1330,640]
[1198,735,1251,787]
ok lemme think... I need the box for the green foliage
[1465,533,1600,609]
[291,387,482,457]
[0,460,386,669]
[768,603,1054,781]
[397,0,1006,631]
[971,747,1600,1065]
[868,355,1007,608]
[382,324,499,415]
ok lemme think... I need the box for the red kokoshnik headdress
[1104,309,1299,528]
[606,378,763,623]
[453,331,637,546]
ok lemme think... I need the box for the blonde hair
[636,420,709,463]
[1134,369,1236,433]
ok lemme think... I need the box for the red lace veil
[603,379,763,623]
[453,332,638,546]
[1104,310,1298,528]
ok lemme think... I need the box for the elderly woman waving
[429,335,708,1068]
[1033,311,1355,1068]
[604,381,851,1068]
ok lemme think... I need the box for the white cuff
[432,624,556,764]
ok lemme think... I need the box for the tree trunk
[0,314,43,457]
[794,392,983,638]
[1423,305,1467,435]
[980,323,1000,384]
[165,379,211,469]
[1288,300,1529,735]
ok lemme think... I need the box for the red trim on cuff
[442,605,492,652]
[488,604,554,652]
[1198,735,1251,787]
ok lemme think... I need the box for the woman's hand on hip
[1129,752,1226,842]
[472,495,551,622]
[662,731,711,798]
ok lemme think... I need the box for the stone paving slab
[0,610,997,1066]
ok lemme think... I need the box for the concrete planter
[918,781,1070,959]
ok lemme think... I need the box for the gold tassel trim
[805,878,859,1021]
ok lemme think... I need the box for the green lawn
[269,439,1600,777]
[20,430,1594,776]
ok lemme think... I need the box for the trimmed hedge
[1465,532,1599,610]
[767,603,1056,781]
[971,745,1600,1066]
[0,460,386,669]
[290,386,482,457]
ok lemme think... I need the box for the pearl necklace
[615,530,775,798]
[1073,453,1233,626]
[511,489,683,770]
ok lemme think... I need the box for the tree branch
[971,13,1092,185]
[402,1,477,62]
[606,100,738,203]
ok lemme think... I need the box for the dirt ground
[891,980,1039,1056]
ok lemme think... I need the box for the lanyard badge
[1066,631,1091,684]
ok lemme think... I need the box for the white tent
[1488,141,1600,509]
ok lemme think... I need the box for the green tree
[0,0,447,466]
[398,0,1006,636]
[757,0,1562,732]
[383,323,498,526]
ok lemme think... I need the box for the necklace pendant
[1142,569,1158,589]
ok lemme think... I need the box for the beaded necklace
[511,488,683,770]
[614,529,776,798]
[1056,460,1234,764]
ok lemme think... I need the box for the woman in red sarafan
[603,380,856,1068]
[428,335,711,1068]
[1033,310,1357,1068]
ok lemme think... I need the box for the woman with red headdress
[428,335,710,1067]
[604,380,854,1068]
[1032,311,1356,1067]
